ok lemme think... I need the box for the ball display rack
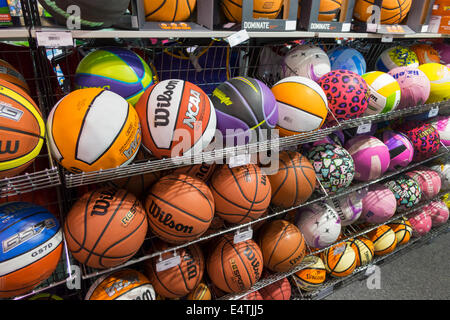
[1,0,450,301]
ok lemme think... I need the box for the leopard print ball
[318,70,370,125]
[396,121,440,162]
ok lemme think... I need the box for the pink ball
[424,200,449,227]
[361,184,397,224]
[405,168,441,200]
[388,67,430,109]
[382,130,414,171]
[431,116,450,146]
[345,135,390,181]
[408,210,432,237]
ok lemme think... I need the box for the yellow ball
[418,63,450,103]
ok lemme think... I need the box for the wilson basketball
[0,79,45,179]
[144,0,196,21]
[258,220,306,272]
[348,237,374,267]
[293,255,327,291]
[211,76,278,146]
[144,241,204,299]
[321,241,357,277]
[387,217,412,245]
[187,282,212,300]
[85,269,156,300]
[107,171,162,199]
[47,88,141,173]
[144,173,214,244]
[210,164,271,225]
[353,0,412,24]
[272,76,328,136]
[173,163,216,182]
[135,79,216,159]
[268,151,316,209]
[366,225,397,256]
[0,59,29,93]
[221,0,283,22]
[207,235,263,293]
[0,202,63,298]
[64,187,148,269]
[259,276,291,300]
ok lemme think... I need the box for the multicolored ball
[385,175,422,212]
[317,70,369,125]
[396,121,441,162]
[382,130,414,171]
[306,143,355,194]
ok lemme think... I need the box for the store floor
[325,230,450,300]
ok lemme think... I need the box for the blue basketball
[328,47,367,76]
[0,202,63,298]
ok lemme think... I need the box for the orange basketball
[207,235,263,293]
[241,290,264,300]
[64,187,148,269]
[107,171,162,199]
[0,58,30,93]
[348,237,375,267]
[353,0,412,24]
[221,0,283,22]
[144,173,215,244]
[258,219,306,272]
[387,217,412,245]
[144,0,196,22]
[299,0,343,21]
[259,276,291,300]
[186,282,211,300]
[268,151,316,208]
[366,224,397,256]
[144,240,204,299]
[321,241,357,277]
[0,79,45,179]
[173,163,216,182]
[210,164,271,225]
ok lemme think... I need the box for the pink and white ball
[295,202,341,249]
[360,184,397,224]
[388,67,430,109]
[408,210,432,237]
[405,168,441,201]
[331,191,364,226]
[382,130,414,171]
[345,135,391,181]
[431,115,450,146]
[424,200,450,227]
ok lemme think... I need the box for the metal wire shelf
[76,146,450,283]
[293,219,450,300]
[219,191,450,300]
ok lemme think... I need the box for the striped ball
[362,71,401,115]
[408,210,432,237]
[321,241,357,277]
[405,168,441,200]
[382,130,414,171]
[376,46,419,72]
[424,200,450,227]
[366,225,397,256]
[328,46,367,76]
[75,47,156,106]
[272,76,328,136]
[361,184,397,224]
[293,255,326,291]
[387,217,413,245]
[348,237,374,267]
[345,135,390,182]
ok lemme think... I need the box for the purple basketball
[360,184,397,224]
[210,76,278,145]
[345,135,391,181]
[382,130,414,171]
[388,67,430,109]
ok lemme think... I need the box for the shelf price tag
[226,29,250,47]
[381,35,393,43]
[228,153,251,168]
[428,106,439,118]
[36,31,74,47]
[156,253,181,272]
[366,23,378,33]
[356,122,372,134]
[234,227,253,244]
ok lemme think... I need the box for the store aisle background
[325,230,450,300]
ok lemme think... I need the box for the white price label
[381,35,393,43]
[36,31,74,47]
[285,20,297,31]
[156,254,181,272]
[342,23,351,32]
[429,106,439,118]
[234,227,253,244]
[421,25,429,33]
[226,29,250,47]
[229,153,251,168]
[367,23,378,32]
[357,122,372,134]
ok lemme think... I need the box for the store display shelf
[0,27,30,40]
[63,100,450,189]
[0,166,61,198]
[220,192,449,300]
[78,147,449,282]
[294,220,450,300]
